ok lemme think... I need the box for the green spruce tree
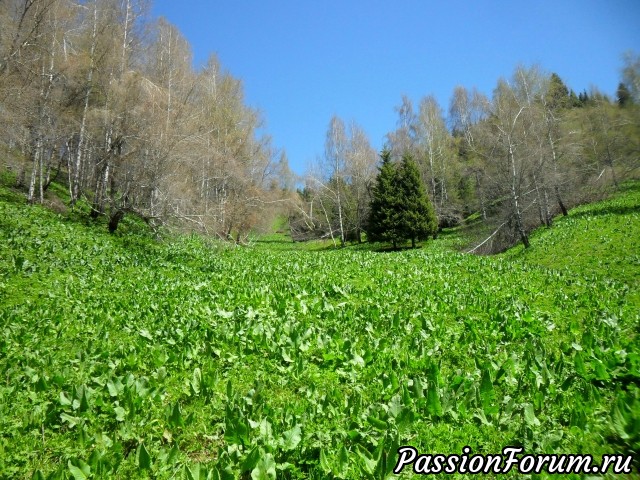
[547,73,571,110]
[368,148,403,248]
[397,153,438,248]
[617,82,633,107]
[368,150,438,249]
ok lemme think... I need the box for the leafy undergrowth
[504,181,640,304]
[0,185,639,479]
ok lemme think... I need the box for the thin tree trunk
[439,148,448,208]
[548,130,567,216]
[606,146,619,188]
[38,141,44,203]
[109,209,125,233]
[43,148,63,191]
[333,164,345,247]
[72,88,90,207]
[542,186,552,227]
[319,197,336,248]
[428,147,437,202]
[15,165,26,188]
[555,185,568,216]
[509,141,529,248]
[475,171,487,220]
[71,2,98,208]
[532,171,550,227]
[28,139,40,204]
[92,128,113,218]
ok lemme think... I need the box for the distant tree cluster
[293,57,640,252]
[0,0,290,239]
[288,116,378,245]
[2,2,638,251]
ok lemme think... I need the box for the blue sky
[152,0,640,174]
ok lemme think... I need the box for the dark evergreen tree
[617,82,633,107]
[579,90,590,106]
[569,89,581,108]
[397,153,438,248]
[368,150,437,248]
[367,148,403,248]
[547,73,570,110]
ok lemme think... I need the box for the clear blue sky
[152,0,640,175]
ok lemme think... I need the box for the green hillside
[504,182,640,291]
[0,181,638,478]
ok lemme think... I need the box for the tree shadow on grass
[371,244,423,253]
[570,203,640,219]
[255,238,294,244]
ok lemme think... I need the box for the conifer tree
[398,153,438,248]
[368,150,437,248]
[547,73,571,110]
[368,148,403,248]
[617,82,633,107]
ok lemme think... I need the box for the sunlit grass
[1,174,638,478]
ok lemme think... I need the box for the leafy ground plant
[0,182,638,479]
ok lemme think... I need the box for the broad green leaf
[388,394,403,419]
[225,416,249,446]
[217,309,234,319]
[574,352,586,376]
[167,445,179,464]
[184,464,198,480]
[426,386,442,418]
[78,387,89,412]
[139,329,153,340]
[67,465,87,480]
[281,349,293,363]
[114,406,125,422]
[169,402,184,427]
[412,377,423,399]
[60,392,72,406]
[366,415,388,430]
[191,367,202,395]
[107,380,120,397]
[251,452,276,480]
[319,449,332,474]
[480,367,497,416]
[226,380,233,400]
[524,403,540,427]
[337,446,349,477]
[137,443,151,470]
[594,360,610,381]
[356,444,377,475]
[611,403,630,440]
[67,460,90,480]
[60,413,80,428]
[258,418,273,441]
[281,424,301,451]
[242,446,261,472]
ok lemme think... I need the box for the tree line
[292,59,640,252]
[2,2,638,252]
[0,0,290,240]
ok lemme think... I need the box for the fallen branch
[466,220,508,254]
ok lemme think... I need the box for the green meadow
[1,180,638,479]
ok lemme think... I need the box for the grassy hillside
[504,182,640,299]
[0,180,639,478]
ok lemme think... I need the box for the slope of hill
[0,179,638,478]
[504,182,640,304]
